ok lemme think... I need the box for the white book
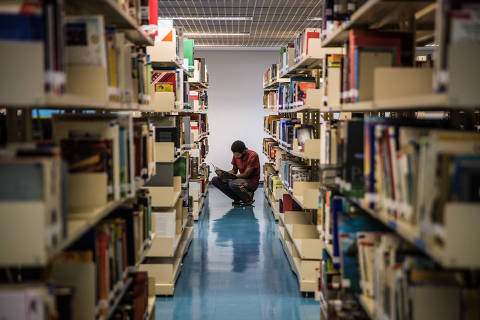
[65,15,107,67]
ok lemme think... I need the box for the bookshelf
[65,0,154,46]
[262,11,480,317]
[321,0,436,48]
[0,1,210,315]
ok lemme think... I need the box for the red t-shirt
[231,149,260,190]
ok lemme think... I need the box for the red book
[96,229,109,304]
[282,194,302,212]
[148,0,158,37]
[348,30,402,101]
[305,30,320,56]
[133,272,148,320]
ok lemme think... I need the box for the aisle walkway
[155,186,319,320]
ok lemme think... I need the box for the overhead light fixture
[196,44,249,47]
[184,32,250,37]
[162,16,253,21]
[308,17,323,21]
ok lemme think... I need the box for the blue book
[331,196,345,269]
[337,211,384,293]
[0,14,44,41]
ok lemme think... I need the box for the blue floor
[155,186,320,320]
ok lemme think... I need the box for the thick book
[211,164,236,179]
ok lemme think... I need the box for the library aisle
[155,186,319,320]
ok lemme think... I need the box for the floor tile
[155,186,319,319]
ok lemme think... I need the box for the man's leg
[211,176,242,202]
[228,179,255,203]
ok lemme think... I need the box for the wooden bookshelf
[321,0,436,47]
[65,0,154,46]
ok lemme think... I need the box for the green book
[183,39,195,71]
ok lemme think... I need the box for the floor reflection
[212,206,259,273]
[155,187,319,320]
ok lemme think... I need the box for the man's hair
[231,140,246,153]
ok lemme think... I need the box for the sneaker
[239,199,255,207]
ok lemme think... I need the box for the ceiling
[157,0,322,47]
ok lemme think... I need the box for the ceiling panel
[158,0,322,47]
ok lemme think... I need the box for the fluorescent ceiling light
[196,44,248,47]
[308,17,323,21]
[184,32,250,37]
[162,16,253,21]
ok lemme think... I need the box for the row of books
[151,68,190,106]
[189,89,208,111]
[320,1,480,102]
[263,90,278,109]
[0,270,152,320]
[278,77,317,109]
[189,57,209,85]
[113,271,153,320]
[0,112,162,265]
[189,139,209,178]
[263,138,278,163]
[263,63,281,86]
[154,113,209,149]
[277,156,313,191]
[264,79,319,111]
[318,118,480,236]
[279,44,295,74]
[293,28,321,62]
[320,0,367,40]
[322,30,414,105]
[264,116,315,152]
[0,5,153,103]
[273,28,321,76]
[23,192,152,319]
[318,194,479,320]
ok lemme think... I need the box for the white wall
[197,49,278,180]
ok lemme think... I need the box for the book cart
[263,1,480,318]
[0,0,209,316]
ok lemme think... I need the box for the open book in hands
[211,164,237,179]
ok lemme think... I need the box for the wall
[197,49,278,181]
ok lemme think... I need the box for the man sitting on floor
[211,140,260,207]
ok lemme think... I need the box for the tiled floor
[155,186,320,320]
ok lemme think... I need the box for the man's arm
[236,167,254,179]
[228,165,238,175]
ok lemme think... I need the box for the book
[53,115,123,201]
[183,39,194,71]
[65,15,107,67]
[61,138,114,201]
[211,164,236,179]
[151,69,176,93]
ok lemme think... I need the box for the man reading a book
[212,140,260,206]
